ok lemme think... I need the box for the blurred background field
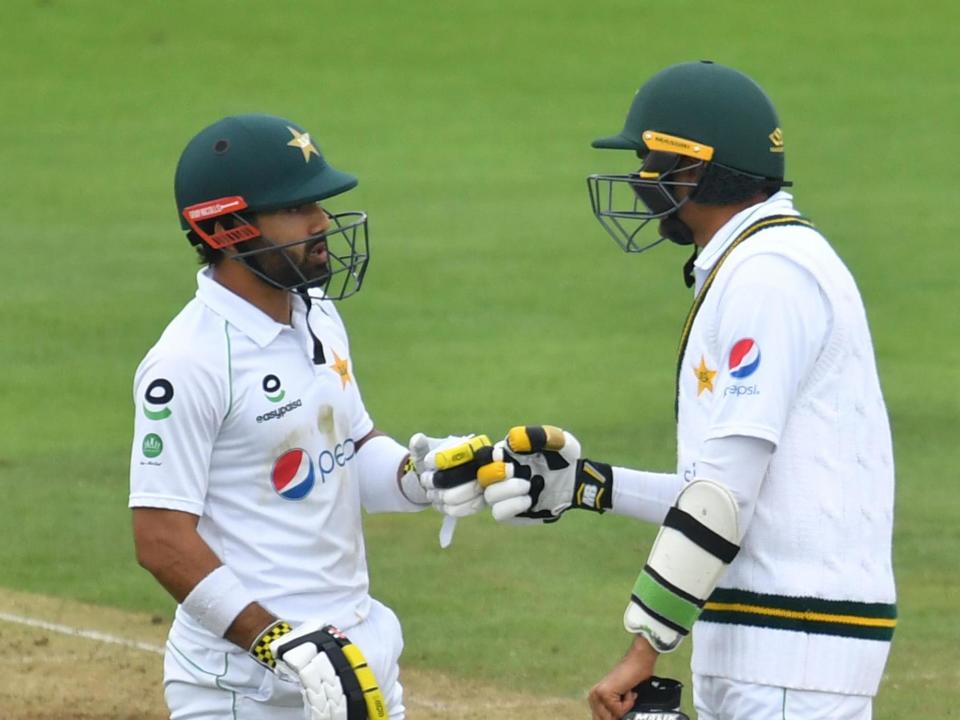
[1,0,958,716]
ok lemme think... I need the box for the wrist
[398,452,430,505]
[250,619,293,669]
[627,633,660,661]
[181,565,258,639]
[571,459,614,513]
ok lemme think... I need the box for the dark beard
[238,238,331,291]
[658,215,695,246]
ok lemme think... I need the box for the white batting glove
[482,426,613,523]
[259,621,387,720]
[408,433,488,517]
[280,643,347,720]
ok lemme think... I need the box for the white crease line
[0,611,164,655]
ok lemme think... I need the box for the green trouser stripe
[634,569,701,632]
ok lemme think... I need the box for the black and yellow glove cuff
[250,620,293,669]
[572,459,614,513]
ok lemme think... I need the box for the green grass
[1,0,958,717]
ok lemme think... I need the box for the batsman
[129,113,488,720]
[433,61,898,720]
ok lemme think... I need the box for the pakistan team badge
[142,433,163,458]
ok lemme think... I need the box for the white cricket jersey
[130,269,376,646]
[676,192,896,695]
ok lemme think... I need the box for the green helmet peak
[592,60,785,180]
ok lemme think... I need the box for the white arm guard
[624,479,741,652]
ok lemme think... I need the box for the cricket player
[129,113,483,720]
[465,62,897,719]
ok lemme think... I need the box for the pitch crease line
[0,611,165,655]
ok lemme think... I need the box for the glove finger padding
[506,425,581,464]
[285,648,347,720]
[272,623,388,720]
[477,430,579,523]
[484,477,535,521]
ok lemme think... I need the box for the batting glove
[252,620,388,720]
[408,433,491,517]
[481,425,614,523]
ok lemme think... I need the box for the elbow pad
[624,479,740,652]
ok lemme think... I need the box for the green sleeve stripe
[633,569,702,632]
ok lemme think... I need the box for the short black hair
[189,231,224,266]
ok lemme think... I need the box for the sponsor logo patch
[270,440,358,499]
[723,384,760,397]
[142,433,163,458]
[262,374,286,403]
[143,378,174,420]
[271,449,316,500]
[257,399,302,424]
[729,338,761,379]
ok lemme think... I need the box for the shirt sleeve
[695,435,775,536]
[128,347,229,514]
[705,252,830,446]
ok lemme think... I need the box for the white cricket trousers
[693,674,872,720]
[163,599,405,719]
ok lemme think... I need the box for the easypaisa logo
[257,399,303,424]
[262,374,286,403]
[143,378,174,420]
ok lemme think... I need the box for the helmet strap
[657,213,698,288]
[682,248,698,288]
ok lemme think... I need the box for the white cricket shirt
[130,269,376,646]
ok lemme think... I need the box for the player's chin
[303,264,332,286]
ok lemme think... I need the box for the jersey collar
[692,191,799,292]
[195,267,297,348]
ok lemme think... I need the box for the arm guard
[624,478,741,652]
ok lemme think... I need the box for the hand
[408,433,490,517]
[269,621,387,720]
[588,636,658,720]
[481,425,591,523]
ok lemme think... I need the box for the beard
[658,215,695,246]
[239,236,332,291]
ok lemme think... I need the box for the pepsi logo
[271,448,316,500]
[729,338,761,379]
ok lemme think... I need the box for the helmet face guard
[587,147,705,253]
[183,197,369,300]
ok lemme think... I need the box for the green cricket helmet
[174,113,369,300]
[587,61,789,253]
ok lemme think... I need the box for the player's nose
[309,206,331,236]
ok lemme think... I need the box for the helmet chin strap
[658,215,699,288]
